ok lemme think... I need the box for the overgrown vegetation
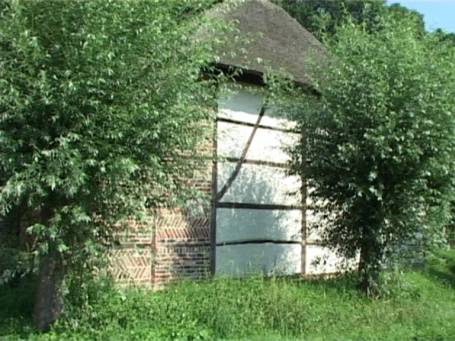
[276,0,387,38]
[1,250,454,340]
[1,0,455,337]
[287,13,455,295]
[0,0,223,330]
[275,0,427,39]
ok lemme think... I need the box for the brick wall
[109,219,155,286]
[110,127,214,288]
[152,129,214,287]
[153,207,211,287]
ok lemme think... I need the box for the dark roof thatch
[207,0,326,86]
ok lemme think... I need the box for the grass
[1,249,454,340]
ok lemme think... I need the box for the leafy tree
[0,0,221,330]
[387,3,425,36]
[275,1,427,40]
[288,16,455,295]
[275,0,387,38]
[434,28,455,46]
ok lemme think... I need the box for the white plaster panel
[306,209,326,242]
[305,245,353,275]
[264,106,297,130]
[218,88,263,120]
[217,162,301,205]
[217,89,296,129]
[217,121,253,159]
[217,121,298,163]
[216,208,302,243]
[216,243,301,276]
[306,194,339,242]
[247,128,297,163]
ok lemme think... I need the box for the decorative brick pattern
[157,227,209,241]
[109,247,153,286]
[110,135,214,288]
[153,207,212,287]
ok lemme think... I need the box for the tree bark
[33,255,64,331]
[358,226,383,297]
[33,203,65,332]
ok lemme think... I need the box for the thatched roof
[207,0,326,86]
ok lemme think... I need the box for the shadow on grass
[261,271,360,296]
[425,249,455,288]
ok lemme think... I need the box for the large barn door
[213,87,304,276]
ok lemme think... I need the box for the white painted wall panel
[217,121,253,159]
[216,244,301,276]
[217,89,296,129]
[306,209,325,242]
[217,122,298,163]
[248,128,298,163]
[305,245,341,275]
[217,162,301,205]
[215,85,304,278]
[218,89,263,119]
[305,245,359,275]
[216,208,301,243]
[264,106,297,130]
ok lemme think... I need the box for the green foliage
[0,0,221,279]
[426,249,455,287]
[276,0,387,39]
[2,251,455,340]
[276,1,428,42]
[0,248,33,285]
[0,208,35,285]
[0,277,36,323]
[387,3,426,36]
[288,15,455,294]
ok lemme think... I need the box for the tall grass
[1,250,455,340]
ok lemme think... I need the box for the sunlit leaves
[0,0,221,275]
[289,14,455,292]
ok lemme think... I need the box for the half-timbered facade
[111,0,350,287]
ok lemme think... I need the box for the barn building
[111,0,348,287]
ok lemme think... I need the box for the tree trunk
[33,255,64,331]
[33,203,65,332]
[358,227,383,297]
